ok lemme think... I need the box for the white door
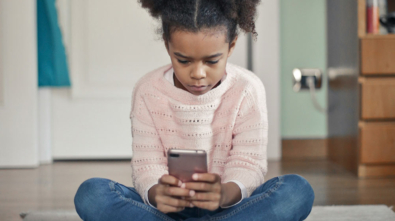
[0,0,38,168]
[51,0,249,159]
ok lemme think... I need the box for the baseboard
[358,164,395,178]
[282,139,328,160]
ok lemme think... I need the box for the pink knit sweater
[130,63,268,202]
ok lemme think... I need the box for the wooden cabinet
[359,77,395,119]
[356,0,395,177]
[329,0,395,178]
[359,122,395,164]
[360,36,395,75]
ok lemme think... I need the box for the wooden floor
[1,159,394,221]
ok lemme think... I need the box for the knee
[74,178,112,218]
[286,174,315,205]
[277,174,315,220]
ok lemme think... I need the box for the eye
[177,59,189,64]
[206,60,219,64]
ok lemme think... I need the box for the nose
[190,64,206,80]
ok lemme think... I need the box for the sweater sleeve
[222,83,268,197]
[130,89,168,204]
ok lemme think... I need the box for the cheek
[172,67,189,83]
[210,64,227,79]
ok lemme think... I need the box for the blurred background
[1,0,395,176]
[0,0,281,165]
[1,0,395,220]
[0,0,328,165]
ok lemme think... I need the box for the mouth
[189,85,208,92]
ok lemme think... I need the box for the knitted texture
[130,63,268,203]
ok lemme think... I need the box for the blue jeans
[74,174,314,221]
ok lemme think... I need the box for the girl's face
[165,29,237,95]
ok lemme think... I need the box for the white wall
[254,0,281,160]
[0,0,39,168]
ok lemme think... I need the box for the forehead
[168,30,228,56]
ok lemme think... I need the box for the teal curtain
[37,0,71,87]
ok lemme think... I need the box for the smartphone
[167,149,208,183]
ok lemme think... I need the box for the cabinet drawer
[359,122,395,164]
[360,77,395,119]
[361,36,395,75]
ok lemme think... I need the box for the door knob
[292,68,322,92]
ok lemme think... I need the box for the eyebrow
[174,52,223,59]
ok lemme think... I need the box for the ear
[227,35,238,58]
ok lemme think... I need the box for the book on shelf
[366,0,388,34]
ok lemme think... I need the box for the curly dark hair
[139,0,261,43]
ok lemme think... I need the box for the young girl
[74,0,315,220]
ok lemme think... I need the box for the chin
[190,91,207,96]
[188,89,209,96]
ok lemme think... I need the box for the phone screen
[167,149,208,182]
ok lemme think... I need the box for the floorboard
[0,159,394,221]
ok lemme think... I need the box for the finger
[159,175,182,187]
[164,186,192,197]
[186,192,221,201]
[182,182,214,192]
[157,195,193,208]
[157,204,185,214]
[191,201,219,211]
[192,173,218,183]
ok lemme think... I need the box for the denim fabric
[74,174,314,221]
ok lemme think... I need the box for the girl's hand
[181,173,223,211]
[182,173,243,211]
[148,175,194,214]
